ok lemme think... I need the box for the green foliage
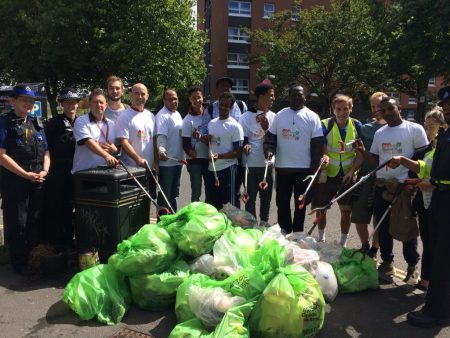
[252,0,390,115]
[0,0,206,112]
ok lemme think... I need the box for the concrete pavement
[1,168,444,337]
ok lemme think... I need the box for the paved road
[1,167,443,338]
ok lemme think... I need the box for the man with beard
[43,88,80,250]
[354,97,428,283]
[263,84,324,233]
[104,75,126,122]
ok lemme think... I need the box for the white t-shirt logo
[282,128,300,140]
[381,142,402,155]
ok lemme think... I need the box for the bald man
[115,83,157,169]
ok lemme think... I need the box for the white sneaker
[404,266,420,285]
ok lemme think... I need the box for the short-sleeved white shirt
[239,110,276,167]
[268,106,323,168]
[155,106,184,167]
[181,113,209,159]
[370,120,428,182]
[208,117,244,171]
[115,106,156,166]
[104,105,125,122]
[72,113,117,173]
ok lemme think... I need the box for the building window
[291,6,299,21]
[229,1,251,17]
[408,95,417,104]
[227,53,249,68]
[231,78,249,93]
[263,3,275,18]
[228,27,250,43]
[428,77,436,86]
[386,92,400,101]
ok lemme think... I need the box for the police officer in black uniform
[0,85,50,276]
[407,85,450,327]
[43,88,79,250]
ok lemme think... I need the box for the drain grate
[110,327,154,338]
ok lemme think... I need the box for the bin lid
[73,166,146,180]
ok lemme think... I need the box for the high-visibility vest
[323,118,357,177]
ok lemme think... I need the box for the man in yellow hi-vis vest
[312,95,362,246]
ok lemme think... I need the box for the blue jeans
[157,165,182,212]
[186,162,210,202]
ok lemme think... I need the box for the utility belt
[21,162,43,173]
[431,179,450,191]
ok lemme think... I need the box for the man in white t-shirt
[155,89,185,212]
[239,82,276,222]
[115,82,156,169]
[104,75,126,122]
[208,92,244,209]
[355,96,428,282]
[182,86,212,203]
[264,84,324,233]
[72,88,119,173]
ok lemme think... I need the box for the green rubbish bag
[332,248,379,293]
[175,273,215,323]
[129,259,190,311]
[248,264,325,338]
[211,298,257,338]
[169,299,257,338]
[62,264,131,325]
[168,318,212,338]
[108,223,177,276]
[160,202,229,257]
[213,227,263,277]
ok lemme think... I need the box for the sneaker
[404,266,420,285]
[378,261,395,275]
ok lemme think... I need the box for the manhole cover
[110,327,154,338]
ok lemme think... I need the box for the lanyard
[95,121,109,143]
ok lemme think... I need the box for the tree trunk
[415,81,427,124]
[44,78,58,117]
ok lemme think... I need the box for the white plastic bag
[285,241,320,271]
[287,232,321,251]
[258,224,288,247]
[312,261,338,302]
[189,254,215,276]
[188,285,246,328]
[317,241,343,264]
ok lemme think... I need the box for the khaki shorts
[350,175,375,224]
[311,176,353,211]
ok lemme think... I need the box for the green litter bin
[74,166,150,262]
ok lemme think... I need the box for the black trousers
[276,170,309,233]
[43,162,74,248]
[423,189,450,320]
[1,172,44,268]
[413,192,433,281]
[373,186,419,266]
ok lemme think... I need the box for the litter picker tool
[241,159,249,204]
[166,156,188,165]
[298,157,326,209]
[355,178,421,259]
[144,161,175,214]
[309,159,392,214]
[119,160,171,218]
[259,159,270,190]
[208,138,220,187]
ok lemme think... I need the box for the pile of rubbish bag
[62,202,379,336]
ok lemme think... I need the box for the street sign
[32,101,41,117]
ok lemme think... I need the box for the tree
[252,0,391,116]
[386,0,450,123]
[0,0,206,115]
